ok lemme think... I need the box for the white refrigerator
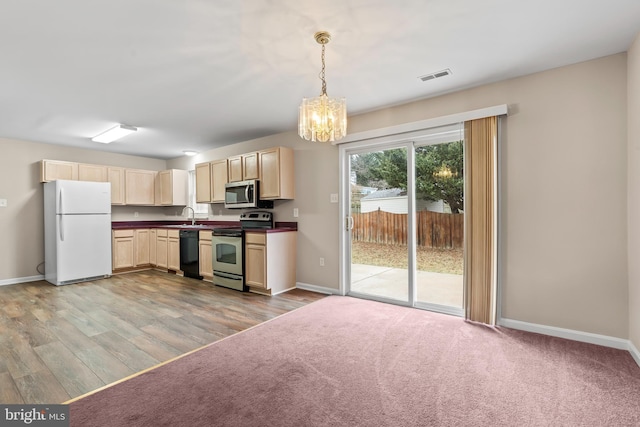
[44,180,112,286]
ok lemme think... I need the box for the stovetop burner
[239,210,273,230]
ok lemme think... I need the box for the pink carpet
[69,296,640,426]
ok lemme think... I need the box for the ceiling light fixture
[91,124,137,144]
[298,31,347,143]
[183,150,198,156]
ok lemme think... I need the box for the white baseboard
[0,275,44,287]
[499,317,629,350]
[296,282,340,295]
[629,341,640,367]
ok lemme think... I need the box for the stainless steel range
[212,211,273,291]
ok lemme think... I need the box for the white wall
[628,32,640,351]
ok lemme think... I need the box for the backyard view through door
[348,133,464,313]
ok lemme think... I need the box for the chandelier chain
[320,43,327,96]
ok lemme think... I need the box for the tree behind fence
[352,210,463,249]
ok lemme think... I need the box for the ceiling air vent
[418,68,452,82]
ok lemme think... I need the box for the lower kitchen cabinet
[244,231,296,295]
[134,229,150,266]
[168,229,180,271]
[153,228,179,272]
[198,230,213,281]
[156,229,168,269]
[149,229,157,266]
[112,229,151,271]
[112,230,134,270]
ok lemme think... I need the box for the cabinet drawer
[113,229,134,238]
[168,229,180,239]
[245,232,266,245]
[199,230,212,241]
[156,229,168,237]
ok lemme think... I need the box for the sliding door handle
[345,216,354,231]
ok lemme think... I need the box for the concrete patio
[350,264,463,308]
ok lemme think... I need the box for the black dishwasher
[179,230,203,280]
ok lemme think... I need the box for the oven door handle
[213,271,243,280]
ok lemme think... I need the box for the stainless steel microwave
[224,180,273,209]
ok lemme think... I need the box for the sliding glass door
[344,124,464,315]
[348,146,409,303]
[414,140,464,313]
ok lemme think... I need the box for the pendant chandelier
[298,31,347,143]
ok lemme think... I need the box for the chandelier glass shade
[298,31,347,143]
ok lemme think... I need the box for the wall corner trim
[629,340,640,368]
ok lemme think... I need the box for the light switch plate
[330,193,338,203]
[0,199,7,207]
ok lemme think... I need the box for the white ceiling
[1,0,639,160]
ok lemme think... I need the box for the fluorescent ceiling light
[183,150,198,156]
[92,124,137,143]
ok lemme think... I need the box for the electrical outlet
[319,257,325,266]
[293,208,299,217]
[330,193,338,203]
[134,212,139,217]
[0,198,6,207]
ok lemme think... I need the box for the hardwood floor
[0,271,326,404]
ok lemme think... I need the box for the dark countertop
[112,220,297,233]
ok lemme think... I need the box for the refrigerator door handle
[59,215,64,241]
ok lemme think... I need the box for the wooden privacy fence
[352,210,463,249]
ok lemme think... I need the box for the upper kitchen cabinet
[108,167,125,205]
[228,153,259,182]
[40,160,78,182]
[227,156,243,183]
[259,146,294,200]
[210,159,228,203]
[195,160,228,203]
[157,169,188,206]
[243,153,259,180]
[78,163,108,182]
[125,169,156,205]
[195,162,212,203]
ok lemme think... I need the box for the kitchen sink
[180,224,207,228]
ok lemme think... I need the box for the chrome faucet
[183,206,196,225]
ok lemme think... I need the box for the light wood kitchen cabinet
[168,229,180,271]
[125,169,156,205]
[157,169,188,206]
[108,167,126,205]
[194,160,228,203]
[243,152,259,180]
[259,146,295,200]
[229,153,259,182]
[112,229,152,271]
[228,156,243,183]
[211,159,228,203]
[40,160,79,182]
[149,229,157,266]
[198,230,213,281]
[244,231,297,295]
[195,162,212,203]
[156,229,168,268]
[134,229,150,266]
[78,163,108,182]
[112,229,135,270]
